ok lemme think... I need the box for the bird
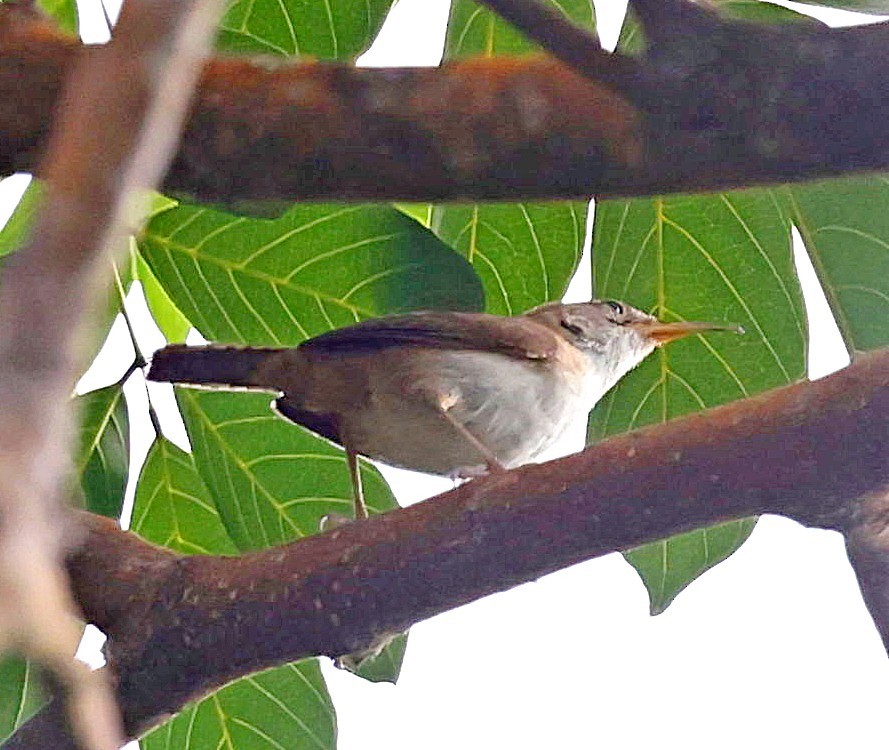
[148,300,742,520]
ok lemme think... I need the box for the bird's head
[526,299,743,392]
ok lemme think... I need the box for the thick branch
[5,5,889,203]
[19,348,878,743]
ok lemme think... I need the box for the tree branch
[0,0,225,747]
[472,0,644,93]
[6,348,885,747]
[5,4,889,204]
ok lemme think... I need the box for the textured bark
[4,4,889,203]
[14,348,884,743]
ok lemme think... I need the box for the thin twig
[473,0,643,92]
[99,0,114,37]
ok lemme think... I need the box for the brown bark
[4,4,889,204]
[17,347,881,742]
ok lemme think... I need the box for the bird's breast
[293,343,595,477]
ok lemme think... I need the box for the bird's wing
[299,311,560,360]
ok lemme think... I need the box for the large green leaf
[132,441,337,750]
[437,2,592,314]
[75,385,129,519]
[141,661,336,750]
[591,191,806,432]
[138,202,450,686]
[591,190,807,611]
[783,176,889,353]
[217,0,393,59]
[131,438,237,555]
[138,204,484,346]
[431,202,588,314]
[446,0,595,57]
[177,389,398,551]
[0,656,46,745]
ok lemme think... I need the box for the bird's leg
[346,446,368,520]
[435,393,506,474]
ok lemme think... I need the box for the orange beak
[630,319,745,346]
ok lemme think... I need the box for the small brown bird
[148,300,741,519]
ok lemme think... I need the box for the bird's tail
[148,344,290,391]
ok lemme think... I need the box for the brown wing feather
[299,311,559,360]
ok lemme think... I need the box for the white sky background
[1,0,887,747]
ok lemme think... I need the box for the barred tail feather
[148,344,287,390]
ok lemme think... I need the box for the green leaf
[0,181,41,259]
[75,385,129,519]
[783,175,889,353]
[178,389,398,551]
[135,252,191,343]
[131,441,339,749]
[131,438,238,555]
[395,204,432,228]
[446,0,595,57]
[0,656,46,745]
[616,0,818,56]
[35,0,77,34]
[625,518,757,615]
[431,202,588,314]
[787,0,889,13]
[591,191,806,432]
[714,0,824,23]
[138,203,484,346]
[141,661,336,750]
[138,202,437,685]
[217,0,394,59]
[133,194,190,341]
[591,190,807,611]
[342,632,408,684]
[439,4,592,315]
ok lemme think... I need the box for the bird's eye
[605,300,624,316]
[560,320,584,337]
